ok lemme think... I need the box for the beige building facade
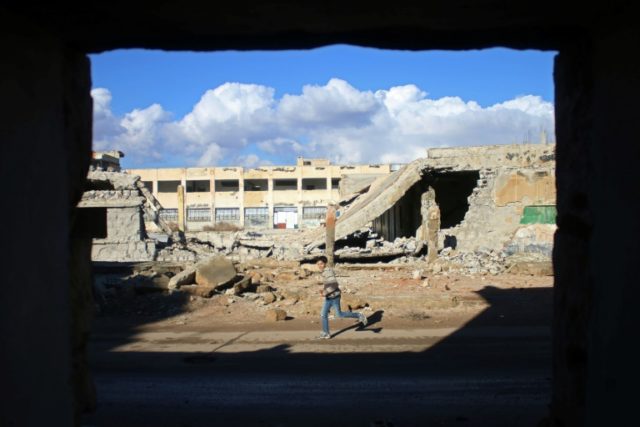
[127,157,393,230]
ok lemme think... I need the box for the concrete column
[421,187,440,263]
[239,171,245,227]
[325,204,336,267]
[267,175,274,229]
[210,171,215,226]
[326,174,332,201]
[177,185,185,232]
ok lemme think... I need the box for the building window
[331,178,340,189]
[244,207,269,227]
[303,161,311,166]
[302,178,327,190]
[274,179,298,190]
[187,207,211,222]
[244,179,268,191]
[157,180,181,193]
[141,181,153,192]
[303,206,327,220]
[215,207,240,222]
[186,180,210,192]
[215,180,239,192]
[159,208,178,222]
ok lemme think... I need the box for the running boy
[315,256,367,339]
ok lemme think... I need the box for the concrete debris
[232,276,252,295]
[167,266,196,290]
[265,308,287,322]
[262,293,277,304]
[194,256,238,288]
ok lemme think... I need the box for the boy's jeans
[321,296,359,334]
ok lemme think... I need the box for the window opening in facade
[245,179,268,191]
[186,180,210,192]
[187,207,211,222]
[244,207,269,227]
[274,179,298,190]
[157,180,181,193]
[215,207,240,222]
[159,208,178,222]
[215,180,239,192]
[302,206,327,219]
[302,178,327,190]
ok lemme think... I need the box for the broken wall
[80,172,157,262]
[367,144,556,254]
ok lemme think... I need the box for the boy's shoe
[315,332,331,340]
[359,313,368,326]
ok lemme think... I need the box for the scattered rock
[262,293,277,304]
[232,275,252,295]
[276,271,298,282]
[167,267,196,289]
[249,272,262,285]
[195,256,237,288]
[256,284,274,293]
[265,308,287,321]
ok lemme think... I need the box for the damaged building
[305,143,556,267]
[83,144,556,266]
[128,157,394,231]
[78,153,173,262]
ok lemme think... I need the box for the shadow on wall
[83,284,553,426]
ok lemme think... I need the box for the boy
[315,256,367,339]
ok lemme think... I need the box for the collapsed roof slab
[305,158,430,251]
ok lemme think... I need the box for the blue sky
[90,45,556,169]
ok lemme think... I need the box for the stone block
[168,267,196,289]
[195,256,237,288]
[265,308,287,322]
[262,292,277,304]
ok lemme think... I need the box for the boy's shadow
[332,310,384,338]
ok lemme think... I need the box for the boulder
[232,275,252,295]
[195,256,237,288]
[256,284,274,293]
[262,292,277,304]
[249,272,262,285]
[265,308,287,322]
[168,267,196,289]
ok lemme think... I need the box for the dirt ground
[94,260,553,332]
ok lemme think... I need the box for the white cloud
[257,138,304,155]
[92,79,554,167]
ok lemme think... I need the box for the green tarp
[520,205,557,224]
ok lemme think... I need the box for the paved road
[84,322,551,427]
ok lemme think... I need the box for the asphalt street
[83,322,551,427]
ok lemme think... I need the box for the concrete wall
[0,14,90,425]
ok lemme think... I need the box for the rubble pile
[437,248,508,275]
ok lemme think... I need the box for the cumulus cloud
[92,79,554,167]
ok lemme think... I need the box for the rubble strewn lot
[87,144,556,329]
[93,256,553,329]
